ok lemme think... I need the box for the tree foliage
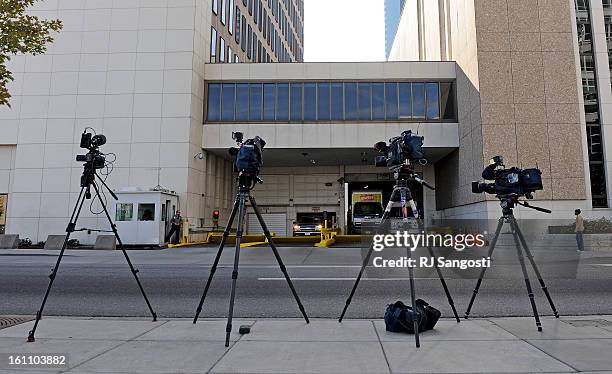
[1,0,62,106]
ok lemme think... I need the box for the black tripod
[339,163,460,348]
[27,158,157,342]
[464,195,559,331]
[193,173,309,347]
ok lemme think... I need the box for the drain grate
[563,319,612,327]
[0,316,34,330]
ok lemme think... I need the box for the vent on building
[562,319,612,328]
[0,315,34,330]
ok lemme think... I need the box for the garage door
[247,213,287,236]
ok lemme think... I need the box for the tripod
[464,195,559,331]
[27,158,157,342]
[339,163,460,348]
[193,173,309,347]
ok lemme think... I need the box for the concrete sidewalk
[1,316,611,373]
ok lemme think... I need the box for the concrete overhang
[203,61,457,81]
[203,122,458,166]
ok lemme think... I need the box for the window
[241,15,246,51]
[358,82,371,120]
[277,83,289,121]
[207,83,221,121]
[371,82,385,120]
[440,83,455,120]
[235,7,241,43]
[221,0,227,24]
[258,0,263,29]
[228,46,233,62]
[249,83,262,120]
[210,27,218,63]
[234,54,239,63]
[138,204,155,221]
[344,82,358,120]
[229,0,234,34]
[257,41,262,62]
[253,33,258,62]
[116,203,133,221]
[248,0,253,15]
[303,82,316,121]
[221,83,235,121]
[213,0,218,14]
[263,9,267,36]
[317,82,330,121]
[426,83,440,120]
[399,82,411,118]
[385,82,398,120]
[263,83,275,120]
[254,0,258,22]
[412,83,425,118]
[290,82,303,121]
[236,83,249,120]
[220,37,226,62]
[330,82,343,120]
[247,25,252,59]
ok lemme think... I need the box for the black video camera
[472,156,543,198]
[374,130,425,168]
[76,130,107,170]
[228,132,266,177]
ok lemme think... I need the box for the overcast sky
[304,0,385,62]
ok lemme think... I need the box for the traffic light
[212,210,220,220]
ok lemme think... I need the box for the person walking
[165,211,183,244]
[575,209,585,252]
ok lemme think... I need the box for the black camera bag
[404,133,424,160]
[384,299,440,334]
[235,144,260,172]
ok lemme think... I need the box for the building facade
[0,0,304,242]
[1,0,610,243]
[390,0,612,218]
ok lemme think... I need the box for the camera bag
[405,133,424,160]
[384,299,439,334]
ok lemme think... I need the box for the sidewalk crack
[372,320,392,374]
[206,320,255,373]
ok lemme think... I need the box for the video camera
[472,156,543,199]
[228,132,266,188]
[374,130,425,168]
[76,130,107,171]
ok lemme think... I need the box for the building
[389,0,612,217]
[0,0,610,243]
[384,0,406,60]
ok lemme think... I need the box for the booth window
[138,204,155,221]
[116,203,133,221]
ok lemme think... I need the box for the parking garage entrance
[346,178,424,234]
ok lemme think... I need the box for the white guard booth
[110,189,179,245]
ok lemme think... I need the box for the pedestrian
[575,209,585,252]
[165,211,182,244]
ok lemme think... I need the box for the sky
[304,0,385,62]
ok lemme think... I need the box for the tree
[1,0,62,107]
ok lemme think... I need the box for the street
[1,245,612,319]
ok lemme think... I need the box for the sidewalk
[1,316,611,373]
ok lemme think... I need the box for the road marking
[258,277,431,281]
[590,264,612,267]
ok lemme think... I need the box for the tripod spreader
[413,175,435,190]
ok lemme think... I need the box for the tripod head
[497,193,551,216]
[390,161,435,191]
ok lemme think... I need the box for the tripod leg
[339,201,393,322]
[225,192,248,347]
[510,218,543,332]
[28,187,87,342]
[91,182,157,322]
[249,196,309,323]
[465,217,504,319]
[193,197,240,324]
[407,237,420,348]
[513,221,559,318]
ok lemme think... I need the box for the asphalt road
[1,245,612,319]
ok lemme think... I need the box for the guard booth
[111,189,179,245]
